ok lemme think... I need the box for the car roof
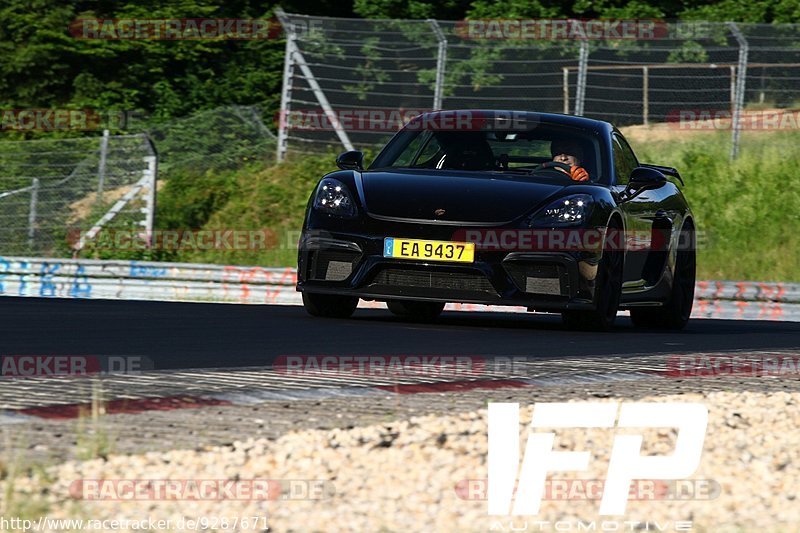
[413,109,614,133]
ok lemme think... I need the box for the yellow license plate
[383,238,475,263]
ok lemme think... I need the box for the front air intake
[308,250,362,281]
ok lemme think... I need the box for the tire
[387,300,445,321]
[631,225,696,330]
[562,222,624,332]
[302,292,358,318]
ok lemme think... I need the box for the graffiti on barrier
[70,264,92,298]
[129,262,168,278]
[222,265,296,303]
[39,261,60,297]
[0,256,796,321]
[0,257,93,298]
[0,257,8,294]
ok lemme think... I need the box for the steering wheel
[538,161,572,174]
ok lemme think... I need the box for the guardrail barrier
[0,256,797,321]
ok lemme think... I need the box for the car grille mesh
[503,263,568,296]
[309,250,361,281]
[370,268,498,295]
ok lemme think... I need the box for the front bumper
[297,230,602,312]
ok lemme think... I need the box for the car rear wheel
[302,292,359,318]
[562,222,624,332]
[387,300,445,321]
[631,225,696,330]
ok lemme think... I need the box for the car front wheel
[630,225,696,330]
[562,221,624,332]
[302,292,359,318]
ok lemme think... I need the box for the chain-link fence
[0,105,276,257]
[0,135,155,257]
[145,104,277,175]
[275,12,800,160]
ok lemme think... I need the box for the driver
[550,139,589,182]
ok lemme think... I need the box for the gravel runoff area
[4,390,799,532]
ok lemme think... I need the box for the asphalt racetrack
[3,296,799,368]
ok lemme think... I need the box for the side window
[387,131,443,168]
[414,134,444,167]
[612,134,638,185]
[392,134,425,167]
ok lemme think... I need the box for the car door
[611,131,660,291]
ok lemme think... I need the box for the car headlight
[314,178,357,218]
[529,194,593,227]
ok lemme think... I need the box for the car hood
[359,170,566,224]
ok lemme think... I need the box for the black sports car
[296,110,695,330]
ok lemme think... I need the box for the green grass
[159,151,341,266]
[0,387,110,522]
[633,130,800,281]
[75,383,114,461]
[1,432,52,519]
[154,137,799,282]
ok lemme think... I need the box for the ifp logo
[488,402,708,516]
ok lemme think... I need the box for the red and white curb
[0,372,659,424]
[3,349,798,425]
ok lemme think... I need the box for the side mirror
[336,150,364,171]
[629,166,666,187]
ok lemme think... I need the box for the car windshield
[370,126,602,181]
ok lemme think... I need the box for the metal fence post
[143,155,157,246]
[276,8,354,156]
[288,38,355,153]
[728,23,749,160]
[276,30,296,163]
[562,67,570,114]
[97,129,109,204]
[428,19,447,110]
[575,41,589,116]
[28,178,39,249]
[642,66,649,126]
